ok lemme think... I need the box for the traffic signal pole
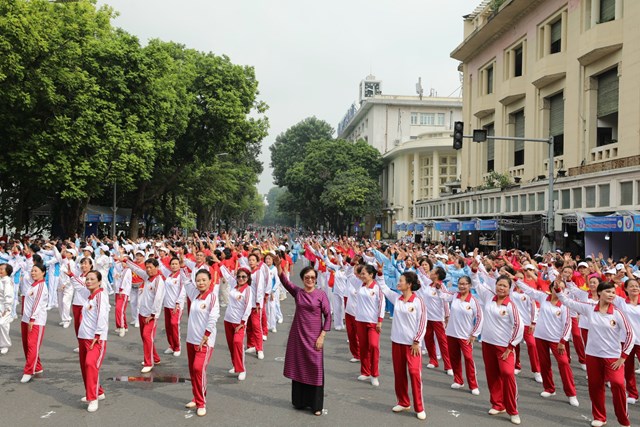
[454,132,556,252]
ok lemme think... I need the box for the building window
[561,190,570,209]
[529,194,536,211]
[485,123,495,172]
[586,186,596,208]
[548,92,564,156]
[420,113,434,125]
[514,45,523,76]
[486,65,494,94]
[513,196,519,212]
[620,181,633,205]
[599,0,615,23]
[596,68,619,147]
[573,188,582,208]
[550,19,562,54]
[420,156,432,199]
[496,198,501,212]
[411,112,418,125]
[537,192,545,210]
[512,110,525,166]
[599,184,610,207]
[436,113,445,126]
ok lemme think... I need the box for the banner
[435,222,461,232]
[461,221,476,231]
[478,219,498,231]
[577,215,626,232]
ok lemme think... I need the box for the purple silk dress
[280,272,331,386]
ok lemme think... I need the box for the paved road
[0,266,634,426]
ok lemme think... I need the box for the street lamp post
[112,181,117,238]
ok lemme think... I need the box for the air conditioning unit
[393,139,400,146]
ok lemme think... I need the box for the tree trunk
[51,196,87,238]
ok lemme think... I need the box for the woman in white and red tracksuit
[113,257,132,337]
[612,278,640,405]
[380,271,428,420]
[244,253,266,358]
[515,278,578,406]
[416,264,452,375]
[72,270,110,412]
[71,258,93,338]
[511,269,541,382]
[344,264,362,362]
[437,275,483,395]
[557,280,635,427]
[159,258,186,357]
[127,258,165,373]
[354,264,385,386]
[19,263,48,383]
[220,265,253,380]
[471,269,524,425]
[183,268,219,417]
[566,274,600,352]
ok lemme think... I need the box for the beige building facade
[415,0,640,256]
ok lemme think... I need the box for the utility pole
[112,181,117,238]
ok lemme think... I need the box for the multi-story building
[415,0,640,257]
[337,76,462,237]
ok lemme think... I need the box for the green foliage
[479,170,512,190]
[0,0,268,237]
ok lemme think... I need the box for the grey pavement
[0,267,632,426]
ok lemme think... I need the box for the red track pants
[21,322,44,375]
[262,296,269,337]
[79,338,106,401]
[515,326,539,373]
[425,320,451,370]
[624,345,640,400]
[224,321,246,373]
[187,343,214,409]
[569,317,586,365]
[246,308,263,351]
[356,321,380,377]
[164,307,182,352]
[73,304,83,336]
[392,342,424,412]
[535,338,576,396]
[447,336,478,390]
[586,354,629,426]
[345,312,360,359]
[139,315,160,367]
[482,342,519,416]
[115,294,128,330]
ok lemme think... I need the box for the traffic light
[453,121,464,150]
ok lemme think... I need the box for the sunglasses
[237,275,248,279]
[303,275,316,280]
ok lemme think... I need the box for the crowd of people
[1,231,640,426]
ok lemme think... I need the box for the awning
[32,204,132,223]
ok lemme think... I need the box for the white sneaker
[118,329,125,337]
[20,374,32,383]
[371,377,379,387]
[451,383,463,389]
[357,375,371,381]
[185,401,196,409]
[569,396,579,407]
[229,368,237,374]
[471,388,480,395]
[196,407,206,417]
[278,319,283,324]
[540,391,556,398]
[238,372,246,381]
[446,369,454,376]
[257,351,264,360]
[141,366,153,373]
[416,411,427,420]
[426,363,436,369]
[392,405,410,412]
[514,369,521,375]
[35,369,43,374]
[534,372,543,383]
[488,408,506,415]
[627,397,637,404]
[0,347,8,355]
[81,394,106,402]
[510,414,521,425]
[349,358,360,363]
[271,328,277,333]
[262,335,268,341]
[590,421,606,427]
[421,349,427,355]
[114,328,121,333]
[134,323,140,328]
[245,347,256,354]
[87,400,98,413]
[173,351,181,357]
[164,348,174,354]
[581,363,587,371]
[62,322,70,329]
[59,321,65,326]
[636,367,640,374]
[73,347,79,353]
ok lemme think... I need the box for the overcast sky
[96,0,476,194]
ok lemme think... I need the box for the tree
[269,117,334,186]
[262,186,295,226]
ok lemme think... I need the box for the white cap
[633,270,640,279]
[67,248,77,257]
[523,263,536,270]
[279,245,286,252]
[82,246,94,253]
[100,245,109,252]
[605,268,617,275]
[135,250,145,256]
[616,263,625,271]
[577,262,589,268]
[158,246,169,253]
